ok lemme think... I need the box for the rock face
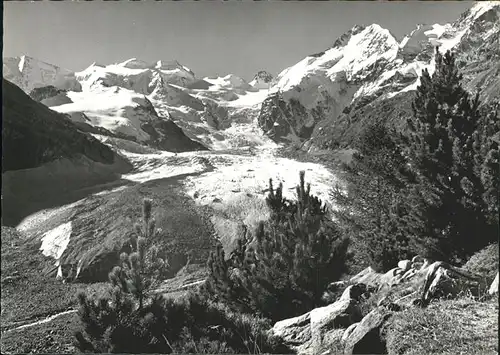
[257,2,500,147]
[489,272,499,295]
[258,93,316,143]
[29,85,72,106]
[249,70,274,89]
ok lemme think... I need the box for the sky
[3,1,473,80]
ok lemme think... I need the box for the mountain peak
[3,55,81,93]
[115,58,151,69]
[250,71,274,89]
[155,60,194,75]
[332,24,367,49]
[252,71,273,83]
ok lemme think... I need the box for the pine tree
[330,120,417,271]
[108,198,168,309]
[75,199,170,353]
[404,49,498,263]
[473,102,500,227]
[204,172,350,321]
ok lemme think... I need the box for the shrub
[203,171,350,321]
[330,120,418,272]
[404,49,499,263]
[75,198,170,352]
[462,242,499,289]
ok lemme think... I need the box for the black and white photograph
[1,0,499,354]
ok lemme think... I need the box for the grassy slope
[386,296,499,355]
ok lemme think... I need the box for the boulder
[399,268,417,282]
[310,297,362,340]
[411,255,424,263]
[411,257,430,272]
[421,262,484,304]
[271,286,364,353]
[398,260,412,272]
[328,280,349,292]
[339,284,372,302]
[272,312,312,347]
[341,322,359,344]
[379,268,403,290]
[349,267,376,284]
[349,267,383,288]
[489,272,499,295]
[343,307,392,355]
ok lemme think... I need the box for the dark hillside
[2,79,119,172]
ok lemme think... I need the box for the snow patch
[39,222,72,265]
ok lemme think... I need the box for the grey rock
[343,307,392,355]
[488,272,498,295]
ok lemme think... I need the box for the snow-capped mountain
[75,58,197,92]
[3,55,82,93]
[3,55,276,151]
[258,1,500,145]
[249,71,274,89]
[3,2,497,153]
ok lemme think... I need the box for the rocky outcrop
[250,70,274,89]
[343,307,393,355]
[258,93,318,143]
[29,85,72,106]
[489,272,499,295]
[133,97,208,152]
[270,285,366,354]
[201,98,231,130]
[271,251,497,354]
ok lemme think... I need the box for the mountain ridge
[257,1,500,146]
